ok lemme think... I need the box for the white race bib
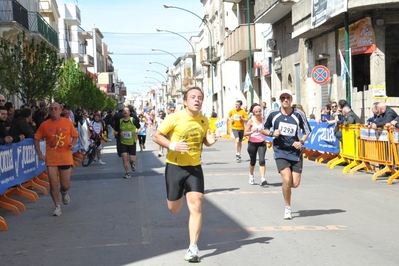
[279,122,297,137]
[233,114,241,120]
[122,132,132,139]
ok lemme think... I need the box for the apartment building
[57,2,123,101]
[196,0,399,121]
[0,0,59,106]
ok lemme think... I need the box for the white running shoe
[98,160,106,165]
[248,174,255,185]
[284,207,292,220]
[61,191,70,205]
[53,205,62,216]
[260,178,268,186]
[184,245,200,262]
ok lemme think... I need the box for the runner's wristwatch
[300,140,304,144]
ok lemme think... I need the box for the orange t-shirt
[35,117,78,166]
[228,108,248,130]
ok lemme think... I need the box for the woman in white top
[244,105,267,186]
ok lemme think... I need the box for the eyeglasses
[280,96,291,100]
[49,107,58,111]
[0,100,5,102]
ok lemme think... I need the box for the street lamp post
[163,4,214,110]
[147,70,168,104]
[146,69,167,82]
[149,61,169,69]
[145,76,163,84]
[144,81,159,86]
[151,48,178,60]
[151,47,183,99]
[156,28,197,86]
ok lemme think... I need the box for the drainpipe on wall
[247,0,253,106]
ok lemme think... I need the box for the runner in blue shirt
[262,89,311,220]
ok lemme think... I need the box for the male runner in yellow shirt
[228,100,248,162]
[153,87,218,262]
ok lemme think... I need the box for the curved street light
[144,81,159,86]
[163,3,214,107]
[149,61,169,69]
[146,69,167,81]
[145,76,163,84]
[151,48,178,60]
[156,28,197,86]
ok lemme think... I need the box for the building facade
[195,0,399,121]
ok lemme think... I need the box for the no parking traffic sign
[312,65,330,85]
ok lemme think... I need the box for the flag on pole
[339,49,349,82]
[243,72,252,92]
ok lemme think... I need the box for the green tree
[104,95,117,111]
[56,58,116,111]
[0,35,24,99]
[0,34,62,104]
[19,38,63,104]
[56,58,86,110]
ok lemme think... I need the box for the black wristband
[269,131,274,137]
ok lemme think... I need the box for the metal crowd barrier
[0,139,84,231]
[327,124,361,173]
[329,124,399,184]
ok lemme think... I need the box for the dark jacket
[10,117,35,138]
[343,110,361,126]
[366,115,378,125]
[0,121,23,142]
[111,110,123,130]
[375,106,398,127]
[104,113,113,127]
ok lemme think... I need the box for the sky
[60,0,204,95]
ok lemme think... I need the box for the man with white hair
[335,106,361,141]
[371,102,397,129]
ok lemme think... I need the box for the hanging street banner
[338,17,376,55]
[311,0,347,29]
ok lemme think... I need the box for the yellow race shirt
[157,110,209,166]
[228,108,248,130]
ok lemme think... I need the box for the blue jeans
[107,125,113,140]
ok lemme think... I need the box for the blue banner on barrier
[303,121,340,153]
[0,139,47,195]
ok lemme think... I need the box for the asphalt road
[1,137,399,266]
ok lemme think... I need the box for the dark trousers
[116,136,121,157]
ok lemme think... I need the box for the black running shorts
[275,158,303,174]
[165,163,204,201]
[120,143,137,155]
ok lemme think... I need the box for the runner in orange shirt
[34,102,78,216]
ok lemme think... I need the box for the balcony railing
[224,24,256,61]
[0,0,29,30]
[28,11,59,49]
[59,41,71,59]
